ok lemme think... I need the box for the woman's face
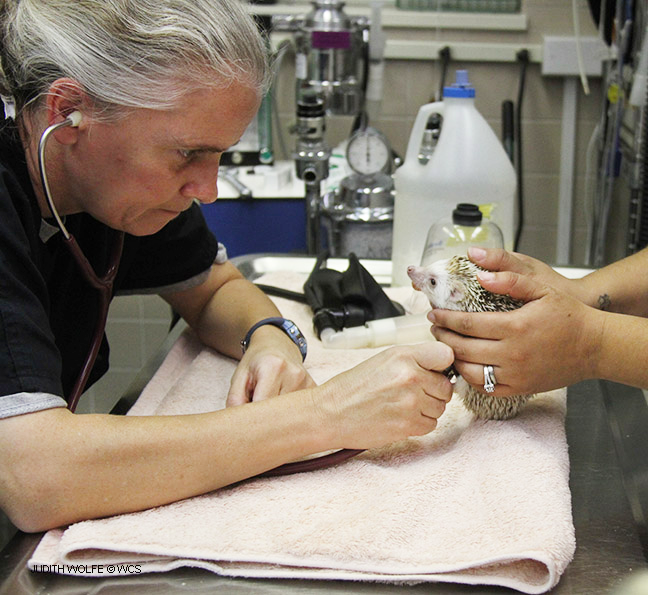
[61,81,260,236]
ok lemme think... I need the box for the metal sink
[231,252,594,284]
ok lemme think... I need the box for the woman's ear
[46,78,89,144]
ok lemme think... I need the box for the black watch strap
[240,317,307,361]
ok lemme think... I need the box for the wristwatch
[240,317,307,361]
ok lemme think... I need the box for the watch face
[346,128,391,176]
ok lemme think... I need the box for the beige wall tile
[143,321,174,360]
[105,320,144,369]
[108,294,140,318]
[79,370,138,414]
[140,295,174,321]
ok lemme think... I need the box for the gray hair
[0,0,271,118]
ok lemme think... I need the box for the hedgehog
[407,255,534,420]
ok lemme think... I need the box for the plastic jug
[391,70,516,286]
[421,203,504,265]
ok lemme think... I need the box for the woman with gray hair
[0,0,454,533]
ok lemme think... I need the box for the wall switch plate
[542,36,609,76]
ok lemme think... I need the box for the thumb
[476,270,549,304]
[226,368,252,407]
[468,246,529,274]
[413,340,455,372]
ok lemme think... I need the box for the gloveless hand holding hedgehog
[407,255,535,420]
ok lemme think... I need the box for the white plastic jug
[391,70,516,286]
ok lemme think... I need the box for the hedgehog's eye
[429,278,436,287]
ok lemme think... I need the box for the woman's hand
[312,341,454,450]
[430,267,605,395]
[467,247,582,299]
[226,327,316,406]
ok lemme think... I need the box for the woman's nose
[180,166,220,204]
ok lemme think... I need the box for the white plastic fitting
[320,312,433,349]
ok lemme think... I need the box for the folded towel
[29,272,575,594]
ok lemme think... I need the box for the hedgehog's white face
[407,260,466,310]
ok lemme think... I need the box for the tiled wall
[77,295,172,414]
[270,0,608,265]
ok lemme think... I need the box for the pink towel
[29,272,575,594]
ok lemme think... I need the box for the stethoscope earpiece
[67,110,82,127]
[37,110,84,239]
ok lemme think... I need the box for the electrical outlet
[542,36,608,76]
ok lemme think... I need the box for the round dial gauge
[346,128,391,176]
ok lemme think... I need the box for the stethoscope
[38,111,125,412]
[39,111,360,475]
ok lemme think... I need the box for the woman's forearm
[191,277,286,359]
[576,247,648,317]
[0,390,332,532]
[162,262,296,360]
[594,310,648,387]
[0,342,453,533]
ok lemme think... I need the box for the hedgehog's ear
[449,280,464,302]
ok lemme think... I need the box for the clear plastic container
[421,203,504,265]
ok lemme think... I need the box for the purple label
[311,30,351,50]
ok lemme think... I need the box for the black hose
[501,100,515,163]
[351,109,369,135]
[435,46,452,102]
[254,284,308,304]
[638,66,648,250]
[350,36,372,135]
[514,49,529,252]
[361,32,370,99]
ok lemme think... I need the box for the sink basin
[231,253,593,284]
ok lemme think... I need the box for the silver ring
[483,365,497,393]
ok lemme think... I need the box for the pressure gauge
[346,127,392,176]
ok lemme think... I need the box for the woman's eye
[179,149,199,161]
[178,148,222,165]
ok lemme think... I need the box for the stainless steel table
[2,256,647,594]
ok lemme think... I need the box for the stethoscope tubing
[261,448,365,477]
[37,112,125,411]
[64,231,124,412]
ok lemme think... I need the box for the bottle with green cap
[420,203,504,266]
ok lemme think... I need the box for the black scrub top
[0,120,219,403]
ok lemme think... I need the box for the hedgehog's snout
[407,265,426,291]
[407,265,418,289]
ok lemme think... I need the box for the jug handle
[404,101,445,166]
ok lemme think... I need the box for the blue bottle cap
[443,69,475,98]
